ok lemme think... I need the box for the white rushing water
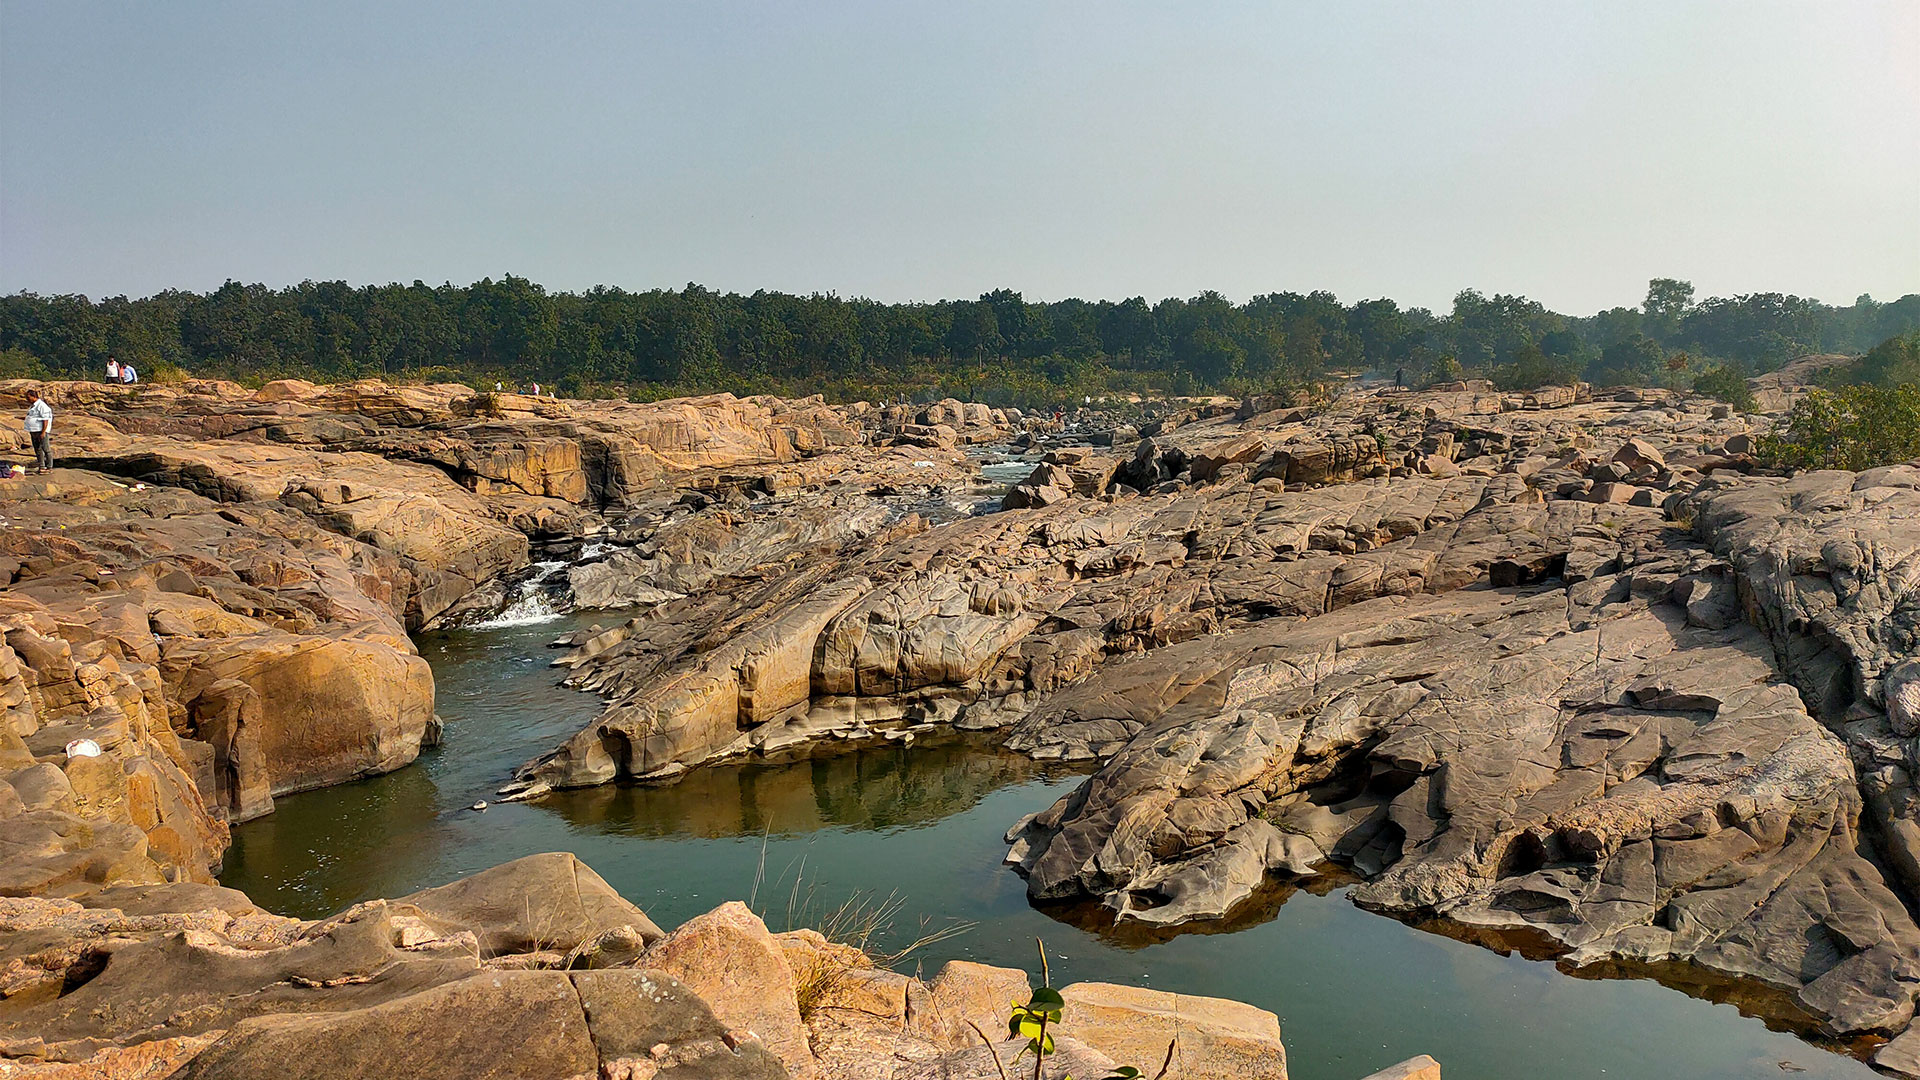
[471,561,568,628]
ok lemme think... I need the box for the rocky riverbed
[0,372,1914,1077]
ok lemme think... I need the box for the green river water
[221,612,1880,1080]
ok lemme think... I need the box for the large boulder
[908,960,1032,1052]
[396,852,664,959]
[1056,981,1287,1080]
[640,901,819,1080]
[175,967,790,1080]
[167,631,434,799]
[176,970,597,1080]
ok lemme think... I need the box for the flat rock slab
[1057,981,1288,1080]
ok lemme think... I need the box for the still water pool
[222,613,1878,1080]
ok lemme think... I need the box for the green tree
[1428,353,1464,384]
[1856,330,1920,388]
[1643,278,1695,343]
[1679,292,1822,371]
[1492,342,1577,390]
[1183,327,1246,385]
[1691,364,1755,411]
[1589,334,1666,387]
[1762,384,1920,471]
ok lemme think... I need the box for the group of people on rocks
[495,380,553,398]
[10,359,142,476]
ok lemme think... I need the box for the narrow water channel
[222,613,1878,1080]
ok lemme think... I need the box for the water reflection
[543,737,1082,839]
[223,611,1882,1080]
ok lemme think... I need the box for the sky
[1,1,1916,314]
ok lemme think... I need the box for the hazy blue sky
[2,2,1915,312]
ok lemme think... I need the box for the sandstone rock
[169,631,434,799]
[907,960,1032,1051]
[1358,1055,1441,1080]
[575,967,791,1079]
[397,852,663,958]
[14,375,1894,1071]
[169,967,787,1080]
[641,901,818,1079]
[1189,435,1269,483]
[252,379,320,403]
[895,1035,1117,1080]
[62,441,529,628]
[1057,981,1287,1080]
[1611,437,1665,472]
[175,970,597,1080]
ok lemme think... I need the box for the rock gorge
[0,371,1913,1076]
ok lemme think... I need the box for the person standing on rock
[106,356,120,382]
[121,363,137,384]
[23,390,52,472]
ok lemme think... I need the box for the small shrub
[1426,354,1464,385]
[1491,346,1578,392]
[976,940,1172,1080]
[1692,364,1755,412]
[1761,384,1920,471]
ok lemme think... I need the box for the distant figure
[1395,367,1405,388]
[531,382,541,397]
[23,390,52,472]
[120,363,137,384]
[495,381,503,391]
[105,356,120,382]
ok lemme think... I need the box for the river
[221,612,1879,1080]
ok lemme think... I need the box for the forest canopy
[2,277,1914,407]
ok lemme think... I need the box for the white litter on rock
[65,739,102,758]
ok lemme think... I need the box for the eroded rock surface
[0,372,1905,1072]
[485,379,1919,1064]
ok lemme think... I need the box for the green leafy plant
[1691,363,1755,411]
[1760,384,1920,472]
[971,939,1174,1080]
[1855,330,1920,388]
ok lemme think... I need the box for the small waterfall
[472,561,568,628]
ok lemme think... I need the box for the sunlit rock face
[3,371,1914,1072]
[491,380,1920,1054]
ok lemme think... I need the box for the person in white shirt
[23,390,52,472]
[121,364,137,384]
[106,357,120,382]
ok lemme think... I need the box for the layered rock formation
[0,468,433,894]
[1,370,1907,1074]
[0,852,1297,1080]
[483,379,1919,1070]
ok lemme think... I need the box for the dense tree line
[1,276,1914,405]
